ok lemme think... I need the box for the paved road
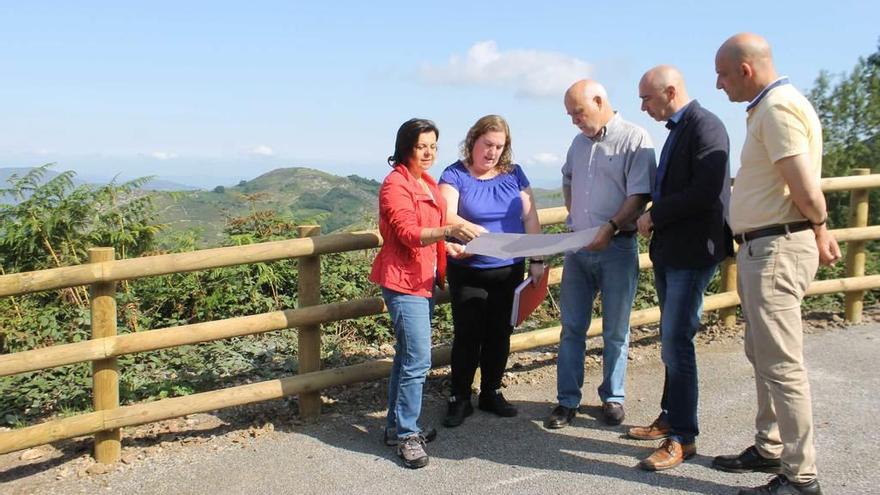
[5,323,879,494]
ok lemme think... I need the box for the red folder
[510,269,550,327]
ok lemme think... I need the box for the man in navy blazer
[630,65,733,471]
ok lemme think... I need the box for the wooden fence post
[844,168,870,323]
[719,257,737,327]
[90,247,120,464]
[297,226,322,420]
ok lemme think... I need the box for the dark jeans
[654,263,718,444]
[448,261,525,398]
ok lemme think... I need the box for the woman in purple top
[438,114,544,427]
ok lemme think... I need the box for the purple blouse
[439,160,531,269]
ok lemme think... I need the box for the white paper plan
[464,227,600,259]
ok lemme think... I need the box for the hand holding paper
[464,227,600,259]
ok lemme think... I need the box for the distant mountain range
[2,165,563,246]
[158,167,563,244]
[152,167,383,244]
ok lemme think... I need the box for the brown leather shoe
[627,414,671,440]
[638,438,696,471]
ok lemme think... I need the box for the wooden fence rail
[0,171,878,462]
[2,224,879,379]
[2,273,878,456]
[3,173,879,297]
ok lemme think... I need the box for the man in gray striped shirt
[545,79,656,430]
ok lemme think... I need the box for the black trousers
[448,261,525,398]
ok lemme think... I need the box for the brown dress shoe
[638,438,696,471]
[627,414,671,440]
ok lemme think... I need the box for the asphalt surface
[4,322,879,494]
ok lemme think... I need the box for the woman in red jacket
[370,118,479,469]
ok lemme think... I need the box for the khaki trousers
[736,229,819,483]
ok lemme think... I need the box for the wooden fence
[1,170,879,464]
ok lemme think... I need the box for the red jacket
[370,164,447,297]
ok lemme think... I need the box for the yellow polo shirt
[729,84,823,233]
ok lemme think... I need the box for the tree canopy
[808,39,880,226]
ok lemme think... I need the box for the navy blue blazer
[649,100,733,269]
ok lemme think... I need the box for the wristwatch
[607,219,621,235]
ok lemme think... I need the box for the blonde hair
[460,115,513,174]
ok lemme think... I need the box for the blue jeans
[557,235,639,407]
[654,263,718,444]
[382,287,433,439]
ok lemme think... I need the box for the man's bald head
[564,79,614,138]
[718,33,774,69]
[638,65,691,122]
[715,33,779,102]
[640,65,685,92]
[565,79,609,106]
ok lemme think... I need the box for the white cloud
[527,152,563,166]
[150,151,177,160]
[250,145,274,157]
[419,41,592,99]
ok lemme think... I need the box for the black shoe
[478,390,518,417]
[383,426,437,446]
[442,396,474,427]
[738,475,823,495]
[602,401,625,426]
[545,405,577,429]
[713,445,783,474]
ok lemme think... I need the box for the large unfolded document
[510,269,550,327]
[464,227,599,259]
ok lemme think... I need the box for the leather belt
[733,220,812,245]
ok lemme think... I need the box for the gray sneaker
[603,401,625,425]
[397,435,429,469]
[383,426,437,446]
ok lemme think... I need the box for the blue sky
[1,1,878,188]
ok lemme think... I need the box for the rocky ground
[1,305,876,493]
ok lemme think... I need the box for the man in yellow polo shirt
[711,33,841,495]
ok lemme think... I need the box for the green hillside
[153,167,565,246]
[154,167,380,245]
[532,187,564,209]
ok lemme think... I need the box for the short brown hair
[388,118,439,167]
[460,115,513,174]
